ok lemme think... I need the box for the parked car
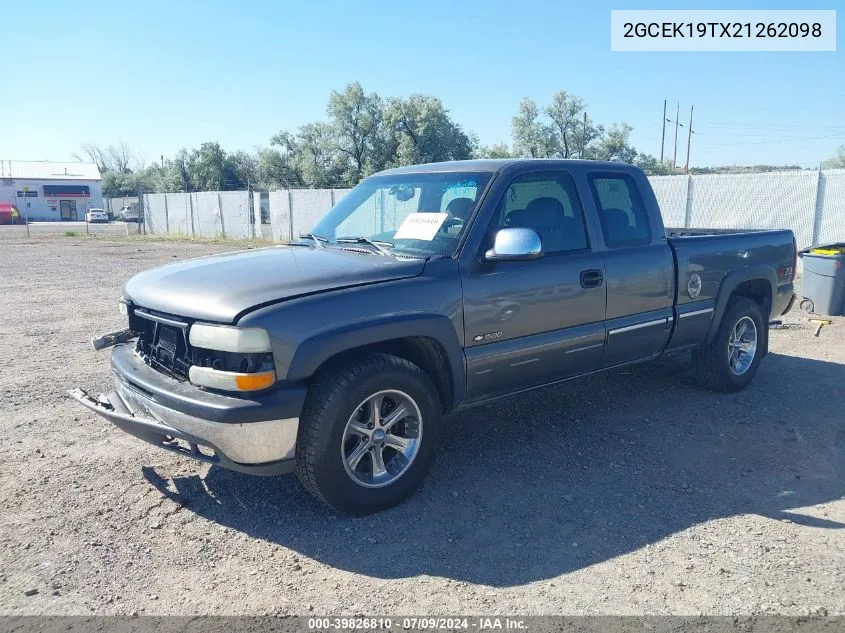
[70,159,796,515]
[0,203,24,225]
[118,206,139,222]
[85,208,109,224]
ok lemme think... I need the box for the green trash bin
[798,243,845,316]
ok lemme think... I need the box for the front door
[461,169,607,401]
[60,200,77,221]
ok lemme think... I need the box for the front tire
[295,353,442,515]
[692,297,765,393]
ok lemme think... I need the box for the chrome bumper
[68,381,299,476]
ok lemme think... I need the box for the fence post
[330,189,336,207]
[683,174,694,229]
[217,192,226,238]
[137,186,145,235]
[188,193,195,237]
[288,189,294,242]
[811,166,825,247]
[163,193,169,234]
[252,190,263,239]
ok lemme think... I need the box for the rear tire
[295,353,442,515]
[692,297,765,393]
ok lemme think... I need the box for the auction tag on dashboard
[393,213,449,241]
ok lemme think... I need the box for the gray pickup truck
[71,159,796,514]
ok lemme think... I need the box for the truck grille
[126,304,274,384]
[130,309,193,380]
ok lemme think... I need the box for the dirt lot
[0,236,842,617]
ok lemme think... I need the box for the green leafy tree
[634,153,674,176]
[546,91,587,158]
[101,171,139,197]
[475,142,513,159]
[590,123,638,163]
[228,151,259,189]
[327,82,384,182]
[186,142,226,190]
[511,98,555,158]
[383,94,474,166]
[295,122,345,187]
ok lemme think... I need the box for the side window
[589,174,651,247]
[492,171,589,254]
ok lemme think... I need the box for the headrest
[445,197,474,218]
[525,197,564,230]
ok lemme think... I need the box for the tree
[511,98,555,158]
[298,122,344,187]
[635,153,674,176]
[546,91,586,158]
[590,123,638,163]
[822,145,845,169]
[228,151,259,189]
[327,82,384,182]
[383,94,474,166]
[101,171,138,197]
[475,143,513,159]
[73,141,134,174]
[186,142,228,190]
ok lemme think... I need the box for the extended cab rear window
[588,173,651,247]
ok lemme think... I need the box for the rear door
[460,168,607,401]
[587,171,674,367]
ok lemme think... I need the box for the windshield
[310,171,492,257]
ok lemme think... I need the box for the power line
[696,134,835,147]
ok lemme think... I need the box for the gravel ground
[0,236,842,617]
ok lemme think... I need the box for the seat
[557,215,586,251]
[524,196,567,252]
[601,207,631,244]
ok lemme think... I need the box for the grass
[63,231,81,237]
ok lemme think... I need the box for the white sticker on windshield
[393,213,449,241]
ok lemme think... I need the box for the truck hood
[123,246,426,323]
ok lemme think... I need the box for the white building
[0,160,103,221]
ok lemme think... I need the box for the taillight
[792,237,798,281]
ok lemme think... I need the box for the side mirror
[484,227,543,262]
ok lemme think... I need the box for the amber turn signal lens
[189,366,276,392]
[233,371,276,391]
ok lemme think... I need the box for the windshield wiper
[336,236,393,256]
[297,233,327,248]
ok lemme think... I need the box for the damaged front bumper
[69,344,305,476]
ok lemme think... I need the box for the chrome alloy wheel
[341,390,423,488]
[728,316,758,376]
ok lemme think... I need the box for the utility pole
[660,99,667,163]
[673,101,680,171]
[684,105,695,174]
[664,101,685,172]
[581,111,588,157]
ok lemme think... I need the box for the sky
[2,0,843,169]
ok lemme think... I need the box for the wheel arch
[705,265,775,346]
[286,314,466,413]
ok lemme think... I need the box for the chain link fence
[141,169,845,249]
